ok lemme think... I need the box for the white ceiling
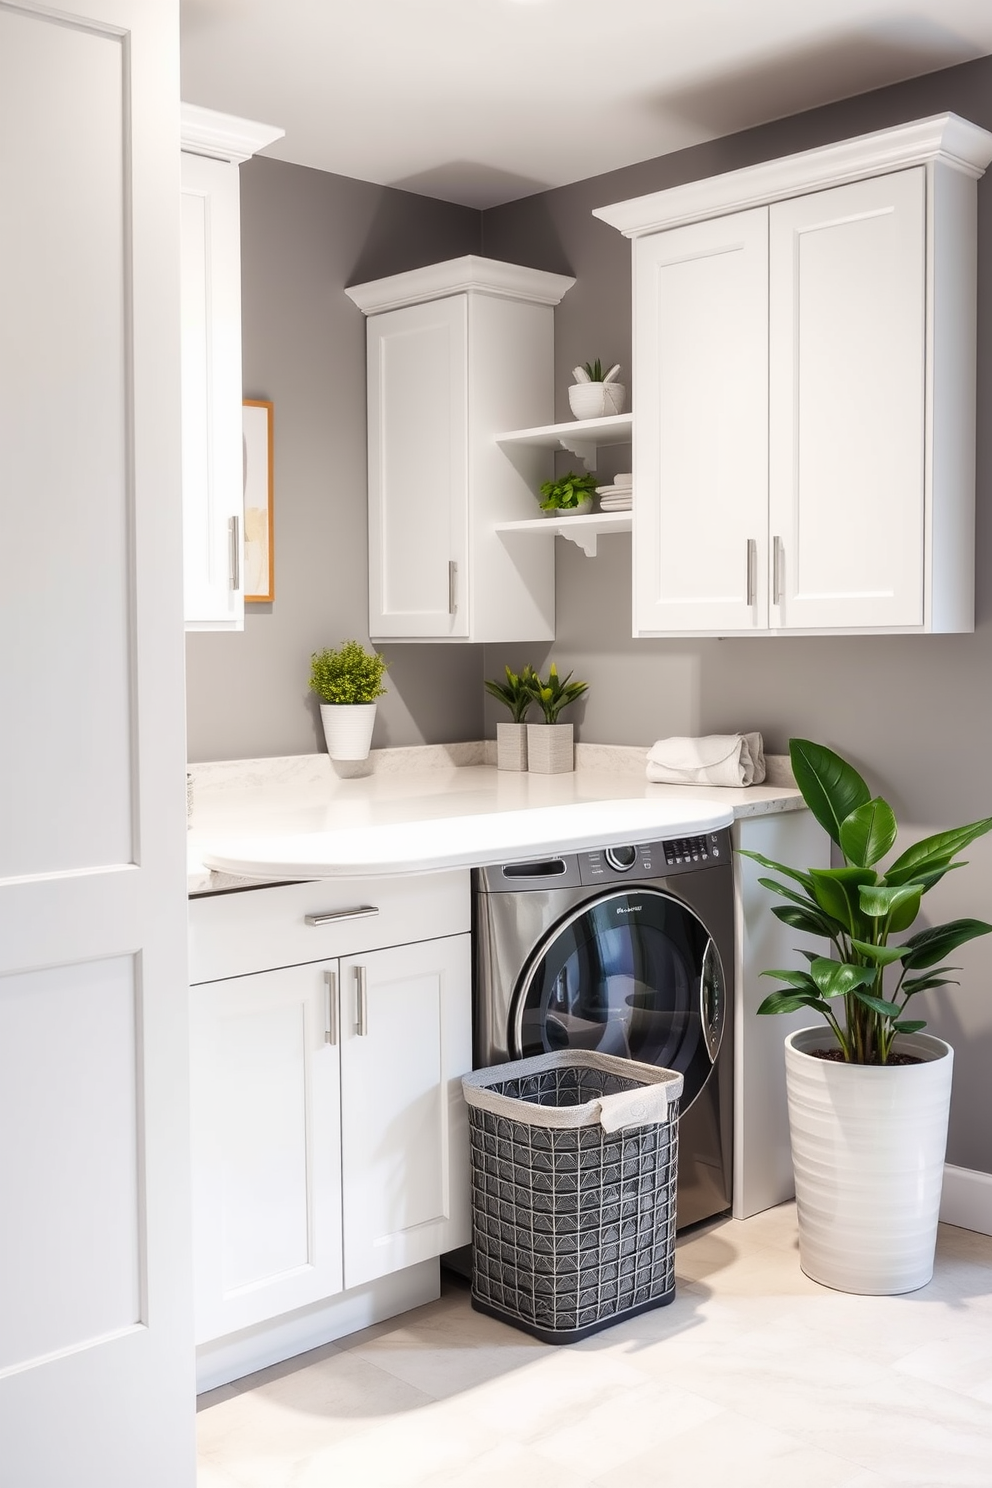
[180,0,992,208]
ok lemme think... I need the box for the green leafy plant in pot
[523,663,588,775]
[485,664,538,772]
[309,640,388,761]
[742,737,992,1294]
[538,470,598,515]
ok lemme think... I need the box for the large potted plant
[309,640,388,761]
[484,664,537,771]
[524,663,588,774]
[743,738,991,1294]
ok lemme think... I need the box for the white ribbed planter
[568,382,626,419]
[319,702,377,761]
[785,1027,953,1294]
[496,721,528,772]
[527,722,574,774]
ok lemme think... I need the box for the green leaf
[892,1020,927,1034]
[759,969,819,992]
[851,989,902,1018]
[839,797,898,869]
[771,903,843,940]
[901,968,960,996]
[849,939,910,966]
[809,868,877,936]
[858,884,923,922]
[737,849,815,893]
[901,919,992,970]
[807,958,877,999]
[756,990,833,1016]
[885,820,992,885]
[757,877,820,911]
[789,738,872,847]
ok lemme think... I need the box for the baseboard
[195,1259,440,1393]
[940,1163,992,1236]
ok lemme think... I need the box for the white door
[634,208,769,635]
[181,150,245,630]
[190,964,343,1341]
[367,297,469,638]
[340,936,472,1287]
[768,168,927,630]
[0,3,195,1484]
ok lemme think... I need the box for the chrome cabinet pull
[772,535,784,606]
[305,906,379,927]
[324,968,338,1045]
[356,965,368,1036]
[448,559,457,614]
[230,514,241,591]
[746,538,756,606]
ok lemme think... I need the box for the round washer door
[510,886,725,1112]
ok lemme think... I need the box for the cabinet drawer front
[189,871,471,983]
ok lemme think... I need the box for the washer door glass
[511,887,724,1112]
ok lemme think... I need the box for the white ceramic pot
[496,721,528,772]
[568,382,626,420]
[527,722,574,774]
[784,1026,953,1294]
[543,496,593,518]
[319,702,377,761]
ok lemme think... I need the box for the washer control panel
[578,828,730,885]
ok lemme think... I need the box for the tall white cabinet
[346,256,575,642]
[180,104,283,630]
[595,114,992,637]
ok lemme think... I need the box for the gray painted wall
[184,158,485,762]
[482,56,992,1173]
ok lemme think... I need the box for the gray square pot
[496,721,528,771]
[527,722,574,774]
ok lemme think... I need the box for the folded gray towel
[646,733,766,787]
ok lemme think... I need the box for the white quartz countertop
[188,745,804,891]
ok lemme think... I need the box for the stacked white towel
[596,471,632,511]
[646,733,766,787]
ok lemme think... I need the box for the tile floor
[197,1204,992,1488]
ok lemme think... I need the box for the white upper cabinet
[347,257,575,643]
[596,114,992,637]
[180,105,283,631]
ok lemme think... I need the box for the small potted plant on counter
[309,639,389,761]
[568,359,626,420]
[524,662,588,774]
[538,469,599,516]
[742,737,992,1295]
[484,664,538,772]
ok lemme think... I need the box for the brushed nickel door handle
[356,964,368,1036]
[746,538,756,606]
[324,968,338,1045]
[772,535,784,606]
[305,906,379,927]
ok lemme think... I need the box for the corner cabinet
[346,256,575,642]
[594,113,992,637]
[188,873,472,1353]
[180,105,283,631]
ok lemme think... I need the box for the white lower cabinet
[189,878,472,1350]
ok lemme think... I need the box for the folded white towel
[595,1082,672,1133]
[646,733,766,787]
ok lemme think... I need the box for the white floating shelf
[495,413,633,471]
[495,511,632,558]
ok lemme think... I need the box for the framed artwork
[243,399,274,602]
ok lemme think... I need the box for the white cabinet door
[769,168,926,630]
[0,2,195,1482]
[181,150,245,630]
[367,297,469,638]
[634,208,769,635]
[191,963,343,1342]
[340,935,472,1288]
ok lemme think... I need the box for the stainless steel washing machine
[473,827,734,1229]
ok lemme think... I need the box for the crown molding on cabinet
[180,102,285,164]
[593,112,992,238]
[345,255,576,314]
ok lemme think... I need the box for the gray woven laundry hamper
[461,1049,683,1344]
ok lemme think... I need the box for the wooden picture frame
[243,399,274,602]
